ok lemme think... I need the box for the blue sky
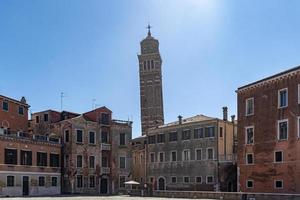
[1,0,300,138]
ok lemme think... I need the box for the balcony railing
[100,143,111,151]
[0,128,60,144]
[101,167,110,174]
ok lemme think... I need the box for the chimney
[178,115,183,125]
[231,115,235,123]
[222,107,228,121]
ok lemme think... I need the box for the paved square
[4,196,215,200]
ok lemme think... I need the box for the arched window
[151,60,154,69]
[144,61,147,70]
[147,60,150,70]
[158,177,166,190]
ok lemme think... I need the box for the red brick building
[0,95,29,133]
[0,95,61,197]
[237,66,300,193]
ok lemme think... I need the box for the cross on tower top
[147,23,152,36]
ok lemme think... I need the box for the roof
[151,114,217,130]
[32,109,60,115]
[237,65,300,91]
[0,95,30,107]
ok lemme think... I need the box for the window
[219,127,223,137]
[157,134,165,143]
[44,114,48,122]
[148,135,156,144]
[171,177,177,183]
[195,149,202,160]
[298,117,300,138]
[151,60,154,69]
[120,156,126,169]
[89,175,95,188]
[7,176,14,187]
[119,176,126,188]
[89,156,95,168]
[20,150,32,165]
[77,155,82,168]
[140,154,143,164]
[76,175,83,188]
[207,148,214,160]
[89,131,95,144]
[246,153,254,165]
[102,156,108,167]
[169,132,177,142]
[39,176,45,186]
[298,84,300,104]
[50,153,59,167]
[278,88,288,108]
[275,180,283,189]
[101,113,110,125]
[247,180,253,188]
[183,149,190,161]
[171,151,177,162]
[158,152,164,162]
[19,106,24,115]
[120,133,126,145]
[206,176,214,184]
[278,120,288,140]
[76,130,83,143]
[54,176,62,187]
[64,130,69,143]
[37,152,47,166]
[196,176,202,183]
[2,101,8,111]
[150,153,155,163]
[5,149,17,165]
[182,130,191,140]
[65,155,69,167]
[246,126,254,144]
[101,131,108,143]
[205,127,215,138]
[275,151,283,163]
[184,177,190,183]
[194,128,204,139]
[36,116,40,123]
[246,98,254,115]
[143,61,147,70]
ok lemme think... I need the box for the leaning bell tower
[138,25,164,135]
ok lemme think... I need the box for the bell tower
[138,25,164,135]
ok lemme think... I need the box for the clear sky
[1,0,300,138]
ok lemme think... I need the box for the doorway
[22,176,29,196]
[100,178,108,194]
[158,177,165,190]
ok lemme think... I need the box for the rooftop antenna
[92,99,96,109]
[60,92,66,111]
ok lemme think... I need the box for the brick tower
[138,26,164,135]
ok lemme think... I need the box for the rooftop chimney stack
[231,115,236,123]
[222,107,228,121]
[178,115,183,125]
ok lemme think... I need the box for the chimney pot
[222,107,228,121]
[231,115,235,123]
[178,115,183,124]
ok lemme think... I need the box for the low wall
[154,190,300,200]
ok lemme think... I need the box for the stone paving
[3,195,215,200]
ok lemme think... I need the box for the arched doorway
[100,178,108,194]
[158,177,165,190]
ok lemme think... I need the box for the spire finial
[147,23,152,36]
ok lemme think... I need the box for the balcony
[101,167,110,174]
[100,143,111,151]
[218,154,235,163]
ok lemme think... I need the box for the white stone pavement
[3,195,216,200]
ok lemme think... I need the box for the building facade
[138,28,164,135]
[0,95,61,197]
[30,107,132,195]
[237,66,300,193]
[146,109,237,192]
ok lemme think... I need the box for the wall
[154,190,300,200]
